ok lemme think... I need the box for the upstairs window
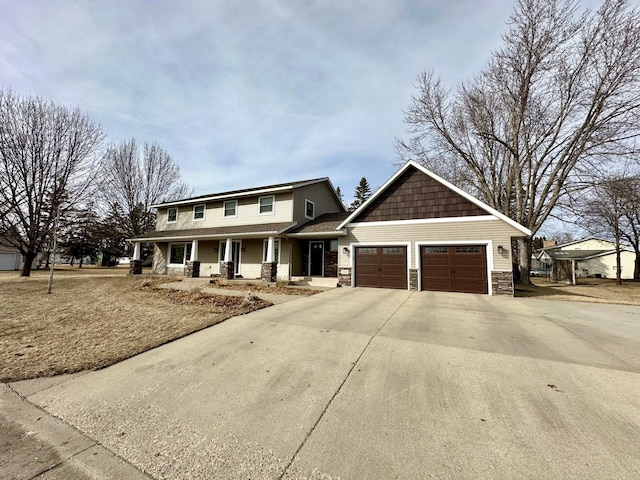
[259,195,274,215]
[167,207,178,223]
[193,204,205,221]
[305,199,315,219]
[224,200,237,218]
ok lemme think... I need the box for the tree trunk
[615,230,622,286]
[20,251,37,277]
[517,238,533,285]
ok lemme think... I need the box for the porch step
[290,276,339,288]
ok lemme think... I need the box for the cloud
[0,0,516,199]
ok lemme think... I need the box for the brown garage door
[421,245,487,294]
[355,246,407,289]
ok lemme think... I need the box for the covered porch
[129,223,295,282]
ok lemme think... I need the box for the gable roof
[153,177,341,209]
[287,212,349,237]
[337,161,531,236]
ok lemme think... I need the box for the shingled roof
[131,222,296,241]
[287,212,349,236]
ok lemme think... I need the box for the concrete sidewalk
[6,288,640,479]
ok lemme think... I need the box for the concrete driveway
[8,288,640,479]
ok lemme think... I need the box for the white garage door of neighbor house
[0,253,17,271]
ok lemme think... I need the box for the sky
[1,0,546,205]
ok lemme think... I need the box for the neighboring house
[130,161,531,295]
[537,238,636,283]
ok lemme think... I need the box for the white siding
[558,239,615,251]
[156,192,294,231]
[578,251,636,279]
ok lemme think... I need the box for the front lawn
[0,267,271,382]
[516,277,640,305]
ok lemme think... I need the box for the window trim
[223,200,237,218]
[168,242,192,266]
[305,199,315,220]
[258,195,275,215]
[263,239,281,263]
[193,204,205,221]
[167,207,178,224]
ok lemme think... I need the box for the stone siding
[491,271,514,296]
[338,267,352,287]
[409,269,418,290]
[186,261,200,278]
[261,262,278,282]
[220,262,235,280]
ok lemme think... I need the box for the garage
[421,245,488,294]
[0,252,17,271]
[355,246,407,289]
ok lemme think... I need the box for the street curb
[1,382,151,479]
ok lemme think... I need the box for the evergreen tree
[349,177,372,212]
[335,186,344,206]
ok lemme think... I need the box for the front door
[309,241,324,276]
[219,240,242,275]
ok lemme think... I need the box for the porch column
[186,239,200,278]
[266,236,274,262]
[129,242,143,275]
[262,236,277,282]
[220,238,234,280]
[133,242,141,261]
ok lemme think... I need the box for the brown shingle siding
[356,167,486,222]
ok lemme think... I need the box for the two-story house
[131,177,345,282]
[130,161,531,296]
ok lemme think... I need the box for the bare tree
[574,176,634,284]
[100,139,191,242]
[0,90,104,276]
[398,0,640,283]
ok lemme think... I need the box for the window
[423,246,448,254]
[305,199,315,219]
[167,207,178,223]
[329,239,339,252]
[193,204,205,221]
[263,239,281,263]
[259,195,274,215]
[224,200,237,218]
[169,243,192,265]
[455,246,482,253]
[383,247,404,254]
[358,247,377,254]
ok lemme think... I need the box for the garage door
[355,246,407,289]
[0,253,16,271]
[421,245,488,294]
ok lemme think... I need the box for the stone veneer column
[409,269,419,290]
[186,261,200,278]
[338,267,352,287]
[261,262,278,282]
[491,271,514,296]
[220,262,235,280]
[129,260,143,275]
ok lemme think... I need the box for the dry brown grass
[0,266,271,383]
[516,277,640,305]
